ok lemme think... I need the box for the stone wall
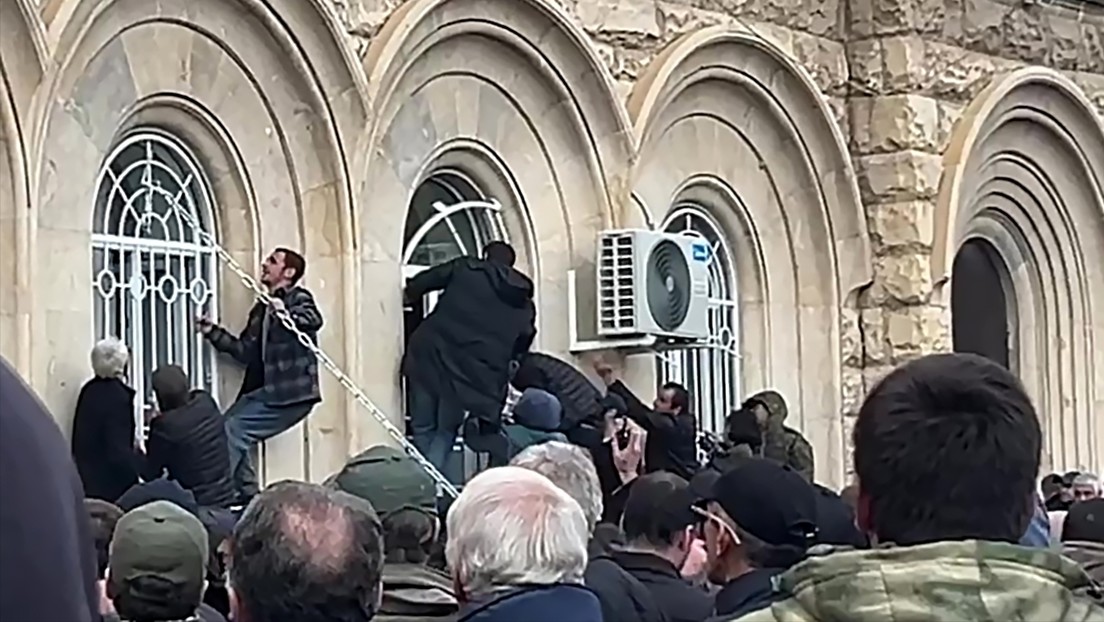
[330,0,1104,473]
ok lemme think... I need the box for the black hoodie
[403,256,537,424]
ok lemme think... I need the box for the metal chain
[170,202,460,499]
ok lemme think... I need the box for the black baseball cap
[702,458,819,548]
[1065,498,1104,542]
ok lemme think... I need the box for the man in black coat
[1,357,101,622]
[197,247,323,502]
[595,360,700,480]
[144,365,235,509]
[403,241,536,474]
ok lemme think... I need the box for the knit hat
[108,501,208,609]
[511,388,563,432]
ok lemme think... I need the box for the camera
[614,416,631,449]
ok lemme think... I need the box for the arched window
[402,169,510,483]
[91,131,219,437]
[657,204,739,434]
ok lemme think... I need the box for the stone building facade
[1,0,1100,489]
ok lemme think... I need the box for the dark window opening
[951,238,1011,369]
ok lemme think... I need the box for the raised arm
[405,258,459,301]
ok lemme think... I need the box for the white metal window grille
[402,171,512,485]
[656,205,740,435]
[91,131,219,443]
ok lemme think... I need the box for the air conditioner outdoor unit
[596,229,710,340]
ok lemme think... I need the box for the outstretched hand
[195,316,214,335]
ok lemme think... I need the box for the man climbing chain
[167,192,459,500]
[196,247,323,505]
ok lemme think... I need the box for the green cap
[108,501,208,596]
[330,445,437,517]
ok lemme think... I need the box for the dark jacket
[608,380,699,479]
[402,257,536,423]
[1,358,101,622]
[458,584,602,622]
[610,550,714,622]
[513,352,604,431]
[586,538,668,622]
[812,485,867,548]
[72,375,142,502]
[745,391,814,482]
[707,569,781,620]
[142,391,235,508]
[103,602,226,622]
[377,562,459,621]
[207,286,323,407]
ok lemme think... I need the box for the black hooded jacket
[402,257,537,423]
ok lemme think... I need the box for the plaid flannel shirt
[207,286,323,406]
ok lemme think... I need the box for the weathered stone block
[861,307,888,365]
[579,0,661,38]
[792,31,848,95]
[849,0,946,39]
[867,199,935,250]
[850,94,939,154]
[856,150,941,203]
[934,99,963,153]
[656,2,735,40]
[841,367,865,416]
[841,306,863,367]
[846,39,884,95]
[870,252,933,304]
[884,305,947,359]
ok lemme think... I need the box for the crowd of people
[1,241,1102,621]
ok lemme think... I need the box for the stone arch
[28,0,368,481]
[354,0,635,444]
[0,0,47,374]
[628,25,873,487]
[934,68,1104,473]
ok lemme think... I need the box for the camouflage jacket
[730,540,1104,621]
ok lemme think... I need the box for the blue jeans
[224,390,314,498]
[406,382,466,479]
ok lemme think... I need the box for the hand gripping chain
[168,194,461,499]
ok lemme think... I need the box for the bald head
[446,467,589,598]
[229,481,384,622]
